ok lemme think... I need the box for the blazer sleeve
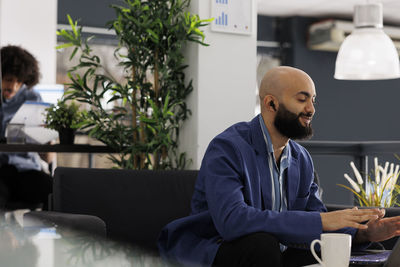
[202,137,323,246]
[300,149,362,246]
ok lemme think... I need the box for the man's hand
[320,207,384,231]
[354,214,400,244]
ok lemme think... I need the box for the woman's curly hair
[1,45,40,88]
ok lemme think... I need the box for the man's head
[1,45,40,100]
[259,66,316,140]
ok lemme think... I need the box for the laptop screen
[33,84,64,105]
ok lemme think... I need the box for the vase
[58,128,75,145]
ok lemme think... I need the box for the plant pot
[58,128,75,145]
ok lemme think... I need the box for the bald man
[158,67,400,267]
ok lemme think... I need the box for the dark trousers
[0,164,52,210]
[213,232,318,267]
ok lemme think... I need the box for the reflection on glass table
[0,219,175,267]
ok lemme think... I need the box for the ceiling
[257,0,400,25]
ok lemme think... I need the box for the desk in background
[3,141,400,173]
[0,144,115,168]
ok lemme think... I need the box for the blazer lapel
[250,116,273,210]
[286,145,300,209]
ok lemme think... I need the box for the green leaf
[337,184,370,206]
[67,14,79,37]
[140,117,157,124]
[163,93,170,114]
[58,29,74,41]
[55,43,74,50]
[146,29,159,43]
[69,47,79,61]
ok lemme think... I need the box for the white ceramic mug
[310,233,351,267]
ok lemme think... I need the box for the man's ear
[263,95,277,112]
[269,101,276,111]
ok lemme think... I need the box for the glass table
[0,217,173,267]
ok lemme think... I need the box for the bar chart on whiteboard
[211,0,252,35]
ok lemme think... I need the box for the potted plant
[339,157,400,207]
[45,100,86,145]
[56,0,211,169]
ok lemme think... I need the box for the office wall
[257,15,400,204]
[180,0,257,169]
[258,15,400,141]
[0,0,58,83]
[290,17,400,205]
[283,17,400,141]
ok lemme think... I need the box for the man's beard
[274,103,313,140]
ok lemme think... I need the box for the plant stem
[154,151,159,169]
[139,120,146,169]
[131,63,139,169]
[153,48,160,169]
[154,48,160,101]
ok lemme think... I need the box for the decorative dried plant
[338,157,400,207]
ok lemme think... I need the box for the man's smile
[299,114,312,125]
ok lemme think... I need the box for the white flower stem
[344,173,361,193]
[350,161,364,184]
[393,165,400,188]
[375,157,380,184]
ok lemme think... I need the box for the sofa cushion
[53,167,198,252]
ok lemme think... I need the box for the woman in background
[0,45,52,210]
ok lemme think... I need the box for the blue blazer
[158,115,355,266]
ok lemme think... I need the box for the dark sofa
[26,167,198,253]
[24,167,400,254]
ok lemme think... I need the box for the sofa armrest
[326,204,400,216]
[48,193,53,211]
[23,211,106,238]
[325,203,353,212]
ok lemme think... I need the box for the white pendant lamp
[334,2,400,80]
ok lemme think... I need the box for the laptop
[350,238,400,267]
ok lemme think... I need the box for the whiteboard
[210,0,253,35]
